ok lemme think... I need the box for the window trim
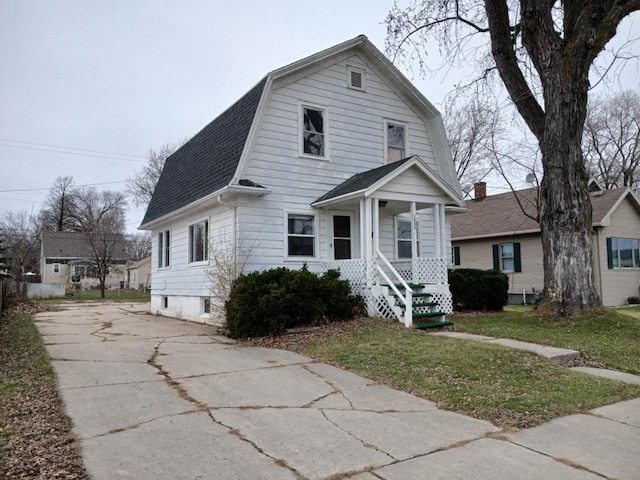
[395,217,420,260]
[53,263,61,274]
[188,219,209,265]
[201,297,211,316]
[607,237,640,269]
[299,102,329,160]
[384,120,408,164]
[157,229,171,269]
[492,242,522,273]
[285,211,318,260]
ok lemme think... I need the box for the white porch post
[373,198,380,253]
[434,204,441,261]
[362,197,375,315]
[410,201,417,283]
[439,204,447,259]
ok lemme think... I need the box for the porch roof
[311,155,462,208]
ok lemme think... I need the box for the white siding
[239,53,444,271]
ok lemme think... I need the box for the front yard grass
[276,317,640,429]
[0,310,88,478]
[38,287,150,305]
[452,308,640,374]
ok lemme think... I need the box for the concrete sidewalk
[37,302,640,479]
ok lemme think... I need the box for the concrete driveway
[37,302,640,479]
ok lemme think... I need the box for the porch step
[414,321,454,330]
[414,311,447,320]
[383,283,424,290]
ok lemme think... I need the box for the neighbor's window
[492,242,521,273]
[452,246,461,266]
[288,214,316,257]
[387,122,406,163]
[53,263,61,274]
[607,237,640,268]
[396,218,419,259]
[189,220,209,263]
[158,230,170,268]
[302,105,325,157]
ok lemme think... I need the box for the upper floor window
[607,237,640,268]
[492,242,521,272]
[189,220,208,263]
[158,230,170,268]
[301,104,326,157]
[287,213,316,257]
[386,122,406,163]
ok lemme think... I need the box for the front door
[332,214,352,260]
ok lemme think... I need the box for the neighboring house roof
[42,231,128,260]
[140,35,463,228]
[452,187,639,241]
[128,256,151,270]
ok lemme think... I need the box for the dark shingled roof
[451,187,629,239]
[42,231,128,259]
[141,77,267,225]
[313,158,412,204]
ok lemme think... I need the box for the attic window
[301,104,327,158]
[347,66,365,91]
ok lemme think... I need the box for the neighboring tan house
[140,35,465,326]
[40,231,128,289]
[127,256,151,290]
[451,182,640,306]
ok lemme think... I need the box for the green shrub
[225,265,360,338]
[449,268,509,311]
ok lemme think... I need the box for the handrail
[376,248,413,327]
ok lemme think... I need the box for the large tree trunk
[539,81,600,312]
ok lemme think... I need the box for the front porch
[313,156,462,327]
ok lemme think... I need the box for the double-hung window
[189,220,208,263]
[158,230,170,268]
[396,218,419,259]
[301,104,326,157]
[53,263,61,274]
[386,122,406,163]
[492,243,522,272]
[607,237,640,268]
[287,214,316,257]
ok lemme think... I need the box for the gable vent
[350,70,363,89]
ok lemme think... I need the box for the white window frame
[299,102,329,160]
[384,120,408,164]
[346,65,366,91]
[201,297,211,316]
[53,263,61,274]
[395,217,420,260]
[157,229,171,269]
[285,211,318,260]
[500,243,515,272]
[188,219,209,264]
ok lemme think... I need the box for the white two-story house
[140,35,464,326]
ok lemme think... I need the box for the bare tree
[38,175,79,232]
[584,90,640,189]
[445,96,500,190]
[386,1,640,314]
[0,233,12,281]
[126,140,188,207]
[125,232,152,261]
[0,211,41,281]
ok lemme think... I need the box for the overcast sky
[1,1,638,233]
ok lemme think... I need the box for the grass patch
[0,311,88,478]
[38,288,150,304]
[283,319,640,429]
[453,308,640,374]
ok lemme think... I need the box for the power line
[0,143,146,163]
[0,138,146,159]
[0,180,128,193]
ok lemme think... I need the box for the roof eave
[452,228,541,242]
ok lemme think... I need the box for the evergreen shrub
[449,268,509,311]
[225,265,360,338]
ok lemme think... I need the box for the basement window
[162,296,168,309]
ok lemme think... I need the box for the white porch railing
[390,257,448,284]
[375,249,412,327]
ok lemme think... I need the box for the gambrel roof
[140,35,463,228]
[451,187,640,241]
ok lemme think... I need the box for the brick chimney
[474,182,486,200]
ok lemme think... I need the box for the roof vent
[347,66,365,91]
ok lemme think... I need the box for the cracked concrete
[37,302,640,480]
